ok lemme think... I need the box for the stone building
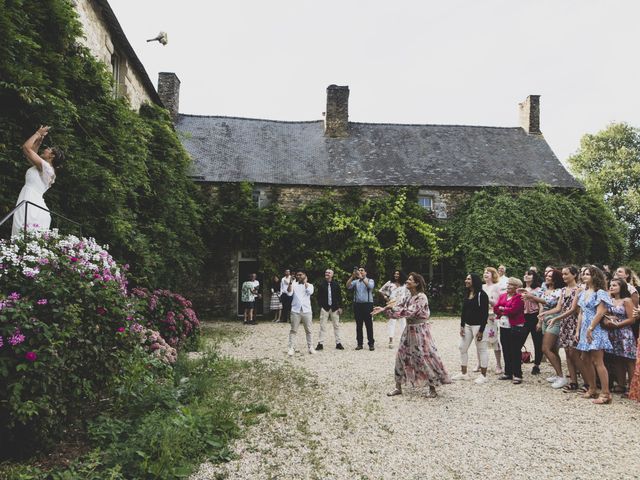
[158,78,581,316]
[73,0,161,110]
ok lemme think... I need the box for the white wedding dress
[11,163,56,237]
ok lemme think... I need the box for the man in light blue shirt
[346,266,375,350]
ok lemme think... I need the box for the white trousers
[318,308,342,345]
[387,317,407,339]
[289,311,313,349]
[459,324,488,368]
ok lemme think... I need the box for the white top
[280,275,293,293]
[497,276,508,294]
[286,281,314,314]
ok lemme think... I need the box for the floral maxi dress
[389,292,451,388]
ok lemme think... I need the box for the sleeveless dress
[11,164,56,237]
[482,283,500,350]
[576,289,613,352]
[558,287,579,348]
[604,302,637,359]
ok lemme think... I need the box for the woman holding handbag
[495,278,527,384]
[521,270,543,375]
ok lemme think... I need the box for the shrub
[0,229,136,455]
[132,288,200,350]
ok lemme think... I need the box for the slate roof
[176,115,582,188]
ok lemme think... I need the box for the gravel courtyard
[192,318,640,480]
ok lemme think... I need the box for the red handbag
[521,346,532,363]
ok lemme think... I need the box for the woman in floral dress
[482,267,503,374]
[601,278,636,393]
[628,306,640,402]
[373,272,450,398]
[545,266,581,391]
[575,265,613,404]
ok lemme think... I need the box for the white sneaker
[452,372,471,381]
[471,366,481,373]
[546,375,559,383]
[474,375,489,384]
[287,348,294,356]
[551,377,569,389]
[308,347,316,355]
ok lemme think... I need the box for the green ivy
[0,0,203,291]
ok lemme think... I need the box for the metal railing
[0,200,82,240]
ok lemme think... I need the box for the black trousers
[500,325,528,378]
[280,294,293,322]
[354,302,374,347]
[524,313,543,366]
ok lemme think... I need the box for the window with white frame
[418,195,434,210]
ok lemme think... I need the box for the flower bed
[0,229,137,454]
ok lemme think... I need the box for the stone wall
[74,0,154,110]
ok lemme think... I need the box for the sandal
[611,385,626,394]
[423,389,438,398]
[578,384,590,394]
[562,383,579,393]
[582,391,599,399]
[592,393,612,405]
[386,388,402,397]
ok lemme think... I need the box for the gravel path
[192,318,640,480]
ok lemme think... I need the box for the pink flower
[0,336,3,348]
[117,327,125,333]
[9,292,20,301]
[69,256,78,262]
[37,298,48,305]
[9,331,25,346]
[25,351,37,362]
[96,307,107,316]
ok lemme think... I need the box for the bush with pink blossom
[132,288,201,350]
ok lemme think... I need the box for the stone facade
[73,0,158,110]
[158,73,180,120]
[324,85,349,137]
[519,95,541,135]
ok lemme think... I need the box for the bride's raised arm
[22,126,50,171]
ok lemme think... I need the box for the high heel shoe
[592,393,612,405]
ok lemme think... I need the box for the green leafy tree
[444,186,627,278]
[568,123,640,255]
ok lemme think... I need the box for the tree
[568,123,640,256]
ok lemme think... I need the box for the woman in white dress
[379,270,409,348]
[12,126,64,238]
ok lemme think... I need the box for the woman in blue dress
[575,265,613,404]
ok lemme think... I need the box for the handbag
[521,346,532,364]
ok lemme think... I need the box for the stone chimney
[158,72,180,121]
[324,85,349,137]
[518,95,541,134]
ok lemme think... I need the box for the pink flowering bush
[131,323,177,364]
[132,288,201,350]
[0,229,137,452]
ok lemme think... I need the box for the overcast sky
[108,0,640,163]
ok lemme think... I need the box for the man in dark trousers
[346,266,376,350]
[316,269,344,350]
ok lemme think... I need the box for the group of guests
[454,264,640,405]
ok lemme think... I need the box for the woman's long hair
[526,269,541,289]
[610,278,631,299]
[408,272,426,293]
[467,273,483,296]
[586,265,607,292]
[547,269,565,289]
[390,270,407,284]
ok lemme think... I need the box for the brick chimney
[324,85,349,137]
[158,72,180,121]
[518,95,541,135]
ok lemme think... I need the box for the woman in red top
[494,277,526,384]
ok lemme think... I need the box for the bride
[11,126,65,238]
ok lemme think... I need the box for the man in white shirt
[280,269,293,322]
[285,270,315,356]
[497,265,508,294]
